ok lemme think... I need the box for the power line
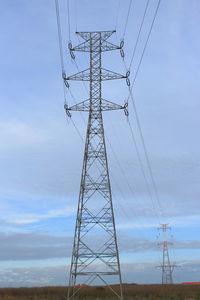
[115,10,163,221]
[118,0,164,217]
[69,115,147,230]
[55,0,71,126]
[67,0,71,40]
[70,119,132,222]
[67,34,144,217]
[110,175,151,237]
[129,0,150,70]
[65,40,135,213]
[54,0,140,221]
[55,0,65,73]
[75,0,78,32]
[67,54,161,225]
[106,133,137,197]
[55,0,86,134]
[70,117,84,143]
[103,27,162,220]
[56,0,163,224]
[122,0,134,40]
[69,81,150,223]
[127,118,161,221]
[73,58,89,95]
[70,116,163,266]
[106,121,161,222]
[55,2,163,268]
[72,67,140,224]
[115,0,121,30]
[128,0,162,90]
[113,0,163,220]
[55,0,87,125]
[129,91,164,218]
[64,81,136,226]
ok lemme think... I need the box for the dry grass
[0,284,200,300]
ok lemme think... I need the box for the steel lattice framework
[64,31,128,300]
[157,224,177,284]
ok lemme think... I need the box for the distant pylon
[157,224,177,284]
[64,30,129,300]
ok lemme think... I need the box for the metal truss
[157,224,177,284]
[64,99,124,112]
[64,66,127,81]
[65,31,127,300]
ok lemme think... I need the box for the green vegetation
[0,284,200,300]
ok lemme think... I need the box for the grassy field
[0,284,200,300]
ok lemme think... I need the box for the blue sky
[0,0,200,286]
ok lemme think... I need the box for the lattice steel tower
[63,30,128,300]
[157,224,176,284]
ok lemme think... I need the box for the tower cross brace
[64,30,128,300]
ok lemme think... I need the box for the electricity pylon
[63,30,129,300]
[157,224,176,284]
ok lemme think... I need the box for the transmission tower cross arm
[65,68,127,82]
[70,40,121,52]
[76,30,116,41]
[158,241,173,246]
[64,98,126,112]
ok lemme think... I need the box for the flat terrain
[1,284,200,300]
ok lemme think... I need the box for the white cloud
[5,206,76,225]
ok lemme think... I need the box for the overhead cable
[125,0,164,216]
[71,33,144,217]
[106,134,137,197]
[67,0,71,40]
[106,124,161,222]
[110,178,149,235]
[129,92,164,218]
[55,0,65,73]
[115,0,121,30]
[69,116,142,228]
[116,0,163,218]
[129,0,150,70]
[122,0,134,40]
[128,0,162,91]
[127,118,161,221]
[75,0,78,32]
